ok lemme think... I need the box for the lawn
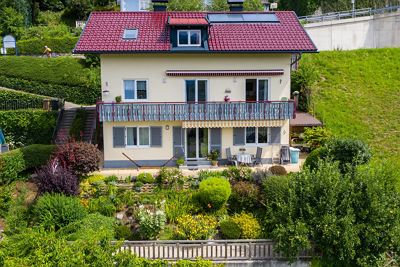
[303,48,400,162]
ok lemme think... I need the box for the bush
[251,168,273,185]
[0,110,57,147]
[0,144,56,184]
[136,172,155,184]
[34,160,79,196]
[136,204,166,240]
[197,170,224,181]
[222,166,253,182]
[0,89,45,108]
[229,181,260,212]
[156,167,185,188]
[165,191,196,223]
[88,196,116,217]
[33,193,87,231]
[175,214,218,240]
[115,223,134,241]
[303,147,329,171]
[17,36,79,55]
[69,108,87,140]
[269,165,287,176]
[219,219,241,239]
[231,213,261,239]
[303,127,331,151]
[54,141,102,177]
[195,177,231,212]
[0,183,14,218]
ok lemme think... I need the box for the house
[74,0,317,168]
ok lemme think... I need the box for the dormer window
[178,30,201,47]
[123,29,138,40]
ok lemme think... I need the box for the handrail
[52,108,64,144]
[0,99,43,110]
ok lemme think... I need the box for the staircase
[54,109,77,145]
[82,107,97,144]
[181,159,212,170]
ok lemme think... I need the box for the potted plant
[115,96,122,103]
[207,150,220,167]
[176,157,185,167]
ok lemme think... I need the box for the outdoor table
[236,153,252,164]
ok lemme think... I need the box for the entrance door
[186,128,209,159]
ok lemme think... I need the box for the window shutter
[150,127,162,147]
[270,127,281,144]
[210,128,222,156]
[173,127,184,157]
[233,128,245,146]
[113,127,125,148]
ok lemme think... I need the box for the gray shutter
[210,128,222,156]
[113,127,125,148]
[150,127,162,147]
[233,128,245,146]
[173,127,184,157]
[270,127,281,144]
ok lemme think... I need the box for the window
[126,127,150,147]
[178,30,201,46]
[123,29,138,40]
[246,79,269,101]
[186,80,207,102]
[124,80,148,100]
[245,127,268,144]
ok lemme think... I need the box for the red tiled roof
[74,11,317,53]
[169,18,209,26]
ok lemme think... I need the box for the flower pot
[211,160,218,167]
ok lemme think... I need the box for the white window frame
[244,78,270,102]
[245,127,270,146]
[123,79,148,102]
[125,126,150,148]
[177,30,202,47]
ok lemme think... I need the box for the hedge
[0,110,57,146]
[0,144,56,184]
[0,90,46,102]
[17,36,79,55]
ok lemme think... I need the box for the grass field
[302,48,400,162]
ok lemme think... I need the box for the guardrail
[117,240,314,262]
[97,101,295,122]
[0,99,43,110]
[299,5,400,24]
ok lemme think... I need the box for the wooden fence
[117,240,314,262]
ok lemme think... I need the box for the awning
[166,69,284,77]
[182,120,286,128]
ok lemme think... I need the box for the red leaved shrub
[54,141,102,178]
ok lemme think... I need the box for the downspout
[290,53,302,68]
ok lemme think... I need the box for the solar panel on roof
[207,13,279,23]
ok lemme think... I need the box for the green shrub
[0,144,56,184]
[195,177,231,211]
[17,36,79,55]
[175,214,218,240]
[0,110,57,147]
[229,181,260,212]
[251,168,273,185]
[303,147,329,171]
[33,194,87,231]
[165,191,196,223]
[231,213,261,239]
[156,167,185,188]
[88,196,116,217]
[269,165,287,176]
[0,89,46,109]
[0,183,14,218]
[136,205,166,240]
[69,108,87,140]
[115,223,134,241]
[304,127,331,151]
[263,175,290,206]
[219,219,241,239]
[222,166,253,182]
[136,172,155,184]
[197,170,224,181]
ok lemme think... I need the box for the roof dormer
[168,17,209,52]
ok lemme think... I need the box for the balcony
[97,101,295,122]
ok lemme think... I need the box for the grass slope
[303,48,400,161]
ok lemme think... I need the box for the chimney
[227,0,244,12]
[152,0,168,11]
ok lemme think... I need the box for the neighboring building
[120,0,211,11]
[74,1,317,168]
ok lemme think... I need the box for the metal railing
[0,99,43,110]
[97,101,295,122]
[117,239,314,262]
[299,5,400,24]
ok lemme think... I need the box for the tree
[243,0,264,11]
[167,0,205,11]
[209,0,229,11]
[0,7,24,37]
[279,0,320,16]
[38,0,65,11]
[62,0,94,21]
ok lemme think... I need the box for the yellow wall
[100,53,292,103]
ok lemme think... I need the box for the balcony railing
[97,101,295,122]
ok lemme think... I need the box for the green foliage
[175,214,218,240]
[83,54,101,68]
[88,196,116,216]
[222,166,253,182]
[243,0,264,11]
[0,89,45,103]
[156,167,185,188]
[209,0,229,11]
[291,64,318,112]
[0,144,56,184]
[231,213,261,239]
[0,56,100,105]
[136,204,167,240]
[303,147,329,171]
[136,172,155,184]
[303,127,331,151]
[195,177,231,211]
[3,183,29,235]
[69,108,87,140]
[39,0,66,12]
[167,0,204,11]
[115,223,134,241]
[279,0,320,16]
[0,110,57,147]
[229,181,260,212]
[197,170,224,181]
[165,190,196,223]
[219,219,241,239]
[207,149,220,161]
[17,36,79,54]
[0,7,24,37]
[62,0,94,21]
[33,193,87,231]
[0,183,14,218]
[36,11,64,26]
[268,165,287,176]
[176,157,185,166]
[319,0,388,13]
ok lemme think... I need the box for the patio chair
[280,145,290,165]
[252,147,263,166]
[226,148,238,167]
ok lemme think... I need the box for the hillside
[302,48,400,162]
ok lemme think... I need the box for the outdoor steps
[82,107,97,144]
[54,108,77,145]
[180,160,212,170]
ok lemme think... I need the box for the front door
[186,128,209,159]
